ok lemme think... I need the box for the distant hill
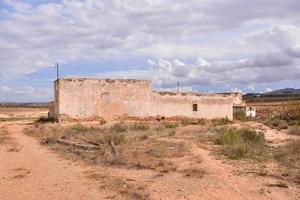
[264,88,300,95]
[243,88,300,102]
[0,102,50,107]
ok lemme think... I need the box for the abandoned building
[49,78,240,121]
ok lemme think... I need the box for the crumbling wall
[53,78,234,121]
[57,78,152,120]
[150,92,233,120]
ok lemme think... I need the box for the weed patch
[109,122,128,132]
[264,117,288,130]
[274,140,300,184]
[234,111,251,122]
[131,122,150,131]
[162,122,178,129]
[40,131,60,145]
[214,128,267,160]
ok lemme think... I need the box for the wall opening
[193,103,198,112]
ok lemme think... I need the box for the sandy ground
[0,124,105,200]
[0,120,299,200]
[0,107,48,120]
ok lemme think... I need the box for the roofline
[56,78,152,83]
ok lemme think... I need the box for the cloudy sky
[1,0,300,102]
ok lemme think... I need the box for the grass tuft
[109,122,128,132]
[214,128,267,160]
[131,122,150,131]
[40,132,60,145]
[162,122,178,129]
[264,117,288,130]
[71,123,89,133]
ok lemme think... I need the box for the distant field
[244,94,300,103]
[246,100,300,118]
[0,107,48,122]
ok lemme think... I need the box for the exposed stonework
[50,78,234,121]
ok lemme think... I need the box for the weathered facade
[49,78,234,121]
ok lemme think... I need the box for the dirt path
[0,124,104,200]
[153,136,299,200]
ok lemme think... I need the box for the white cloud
[0,85,52,102]
[247,84,255,91]
[265,88,273,92]
[231,88,243,93]
[1,0,300,98]
[3,0,32,11]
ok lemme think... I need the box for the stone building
[49,78,235,121]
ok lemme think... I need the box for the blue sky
[1,0,300,102]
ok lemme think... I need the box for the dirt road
[0,124,103,200]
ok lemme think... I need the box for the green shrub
[214,128,239,145]
[289,126,300,136]
[71,123,88,133]
[106,132,126,145]
[233,111,249,122]
[131,122,150,131]
[109,122,128,132]
[162,122,178,129]
[265,118,288,130]
[214,128,266,160]
[240,128,265,144]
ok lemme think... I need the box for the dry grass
[288,126,300,136]
[87,173,150,200]
[264,117,289,130]
[24,122,189,173]
[274,140,300,184]
[120,139,188,172]
[161,122,179,129]
[130,122,150,131]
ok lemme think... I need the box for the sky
[1,0,300,102]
